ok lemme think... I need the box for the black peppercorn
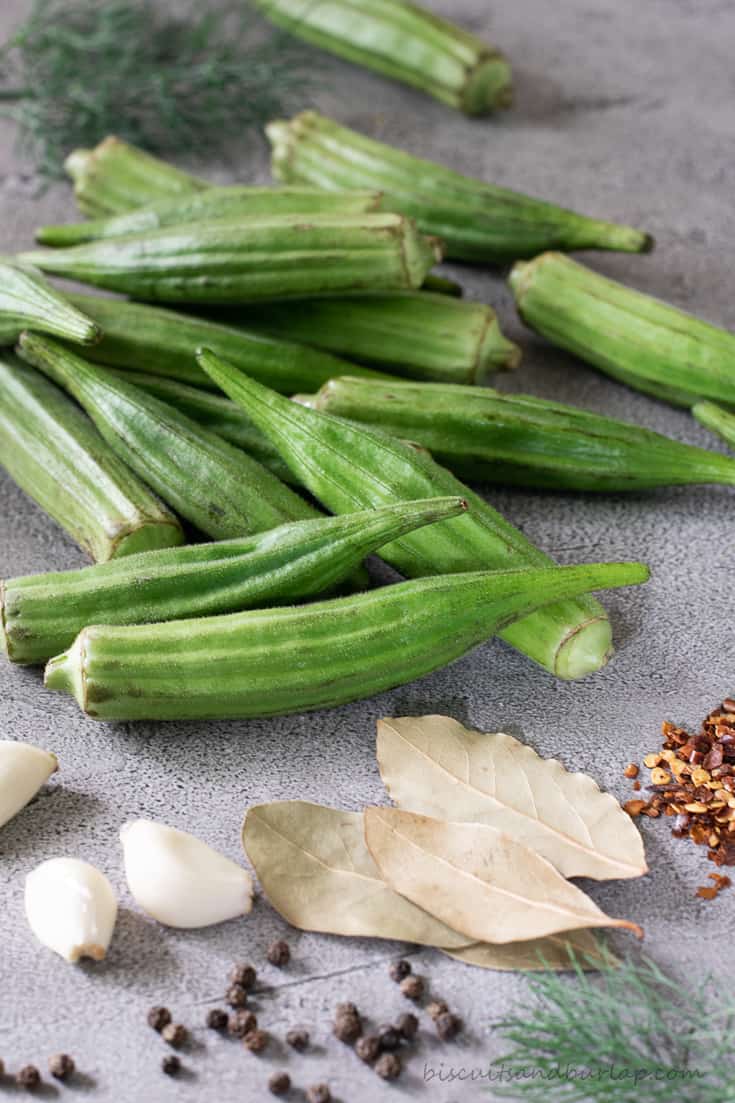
[206,1008,229,1031]
[267,939,291,967]
[268,1070,291,1096]
[243,1028,269,1054]
[375,1052,402,1080]
[161,1022,187,1049]
[161,1055,181,1077]
[355,1034,381,1063]
[48,1053,75,1081]
[377,1023,401,1051]
[17,1065,41,1090]
[435,1012,462,1041]
[147,1005,172,1032]
[225,982,249,1009]
[286,1027,309,1051]
[229,962,257,990]
[333,1011,362,1043]
[228,1009,258,1038]
[399,974,424,1001]
[396,1011,419,1041]
[389,959,412,983]
[426,999,448,1021]
[336,1001,358,1017]
[306,1084,331,1103]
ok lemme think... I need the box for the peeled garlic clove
[0,740,57,829]
[25,858,118,962]
[120,819,254,929]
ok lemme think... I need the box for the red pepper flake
[627,699,735,889]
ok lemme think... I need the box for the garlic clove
[120,819,254,929]
[0,741,58,829]
[25,857,118,962]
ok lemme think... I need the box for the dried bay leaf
[377,715,647,881]
[364,807,643,943]
[444,930,618,972]
[241,801,472,948]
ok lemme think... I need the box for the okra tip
[461,52,513,115]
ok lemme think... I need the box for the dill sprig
[493,945,735,1103]
[0,0,314,180]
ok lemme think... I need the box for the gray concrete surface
[1,0,733,1099]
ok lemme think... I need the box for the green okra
[0,355,183,562]
[230,292,520,384]
[65,136,207,218]
[422,273,463,297]
[299,377,735,491]
[44,561,648,722]
[114,372,299,486]
[17,335,321,542]
[65,294,390,393]
[36,186,385,246]
[692,402,735,449]
[19,213,442,304]
[198,353,619,681]
[0,258,99,346]
[253,0,512,116]
[509,253,735,408]
[267,111,653,263]
[3,497,464,665]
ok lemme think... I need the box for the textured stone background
[1,0,733,1099]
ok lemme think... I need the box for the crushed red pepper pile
[624,698,735,898]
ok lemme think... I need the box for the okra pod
[17,335,320,542]
[0,258,99,346]
[253,0,512,116]
[19,213,441,304]
[3,498,464,665]
[422,273,463,297]
[65,137,207,218]
[0,356,183,562]
[300,377,735,491]
[198,353,617,681]
[36,186,384,247]
[692,402,735,449]
[267,111,653,262]
[510,253,735,408]
[230,292,520,383]
[113,372,299,486]
[65,295,389,393]
[44,561,648,722]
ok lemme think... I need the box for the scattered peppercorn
[306,1084,331,1103]
[626,699,735,879]
[225,982,249,1009]
[333,1011,362,1043]
[161,1022,187,1049]
[435,1011,462,1041]
[624,762,640,779]
[48,1053,75,1081]
[355,1034,381,1063]
[17,1065,41,1090]
[267,939,291,967]
[399,974,424,1001]
[375,1052,402,1080]
[377,1023,401,1051]
[161,1055,181,1077]
[268,1071,291,1095]
[206,1008,229,1031]
[286,1027,310,1051]
[228,1009,258,1039]
[426,999,448,1021]
[229,962,256,990]
[243,1028,269,1054]
[336,1001,358,1017]
[147,1005,172,1032]
[388,959,411,983]
[395,1012,419,1041]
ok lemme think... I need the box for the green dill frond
[493,945,735,1102]
[0,0,314,179]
